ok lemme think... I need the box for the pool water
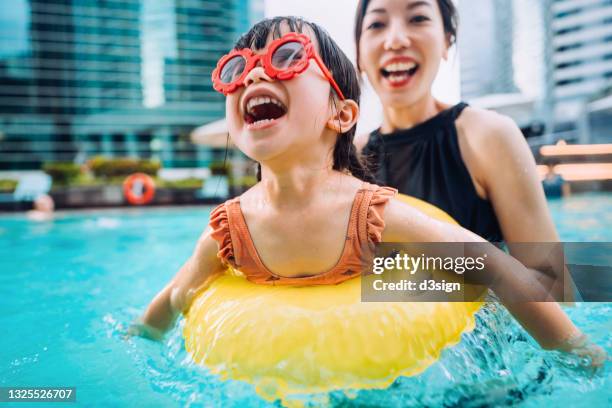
[1,193,610,407]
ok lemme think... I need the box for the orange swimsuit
[209,182,397,285]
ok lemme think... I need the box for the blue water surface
[0,193,610,407]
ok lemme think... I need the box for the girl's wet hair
[233,16,375,183]
[354,0,458,71]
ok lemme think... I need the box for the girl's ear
[326,99,359,133]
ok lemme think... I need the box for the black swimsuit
[363,102,503,242]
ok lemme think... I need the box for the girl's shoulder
[208,185,259,235]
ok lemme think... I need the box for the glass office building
[0,0,263,170]
[551,0,612,102]
[458,0,518,100]
[457,0,612,142]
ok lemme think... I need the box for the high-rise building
[458,0,611,142]
[458,0,518,100]
[0,0,263,170]
[551,0,612,102]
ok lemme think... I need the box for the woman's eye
[410,15,430,23]
[366,21,385,30]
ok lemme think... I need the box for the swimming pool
[1,193,610,407]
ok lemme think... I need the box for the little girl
[133,17,604,364]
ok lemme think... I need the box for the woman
[354,0,556,244]
[353,0,607,363]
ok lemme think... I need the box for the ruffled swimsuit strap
[335,182,397,280]
[357,183,398,248]
[209,198,243,268]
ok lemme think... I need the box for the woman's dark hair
[354,0,458,71]
[232,16,375,183]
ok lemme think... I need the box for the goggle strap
[312,55,346,100]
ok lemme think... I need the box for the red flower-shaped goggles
[212,32,345,100]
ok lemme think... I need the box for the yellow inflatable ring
[183,194,484,402]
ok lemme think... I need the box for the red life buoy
[123,173,156,205]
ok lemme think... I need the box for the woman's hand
[382,198,592,352]
[556,331,608,369]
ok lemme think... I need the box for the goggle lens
[270,41,305,70]
[219,55,247,84]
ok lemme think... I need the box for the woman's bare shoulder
[456,106,530,168]
[457,106,523,145]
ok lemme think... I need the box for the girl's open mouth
[244,96,288,130]
[380,62,419,88]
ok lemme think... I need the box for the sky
[264,0,461,134]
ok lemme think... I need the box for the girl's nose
[383,23,411,51]
[243,63,273,87]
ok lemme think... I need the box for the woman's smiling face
[358,0,449,108]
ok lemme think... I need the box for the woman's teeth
[385,62,417,72]
[388,73,409,83]
[381,62,419,83]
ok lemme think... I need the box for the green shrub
[87,156,161,179]
[229,176,257,187]
[43,162,82,185]
[158,178,204,189]
[0,179,18,192]
[137,160,161,176]
[209,161,231,176]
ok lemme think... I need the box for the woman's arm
[460,110,556,242]
[129,227,224,340]
[457,109,577,299]
[382,199,605,362]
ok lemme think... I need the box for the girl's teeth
[246,96,285,113]
[251,118,275,126]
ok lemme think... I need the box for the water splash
[104,302,609,407]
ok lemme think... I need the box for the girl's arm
[382,199,605,364]
[129,227,224,340]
